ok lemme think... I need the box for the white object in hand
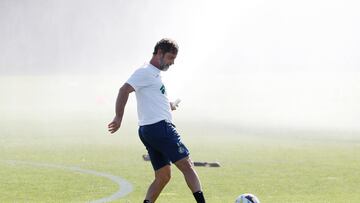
[173,99,181,107]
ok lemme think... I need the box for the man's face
[159,52,177,71]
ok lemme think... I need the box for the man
[108,38,206,203]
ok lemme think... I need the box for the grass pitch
[1,116,360,203]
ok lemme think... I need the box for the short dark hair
[153,38,179,55]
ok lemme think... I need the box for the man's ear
[157,49,164,57]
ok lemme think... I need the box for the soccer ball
[235,193,260,203]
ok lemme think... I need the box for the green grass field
[1,76,360,202]
[1,116,360,203]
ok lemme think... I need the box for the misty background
[1,0,359,132]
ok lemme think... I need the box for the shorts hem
[171,152,190,164]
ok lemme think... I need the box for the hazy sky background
[1,0,359,131]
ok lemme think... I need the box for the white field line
[3,160,133,203]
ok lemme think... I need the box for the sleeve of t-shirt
[126,68,152,92]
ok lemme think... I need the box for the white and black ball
[235,193,260,203]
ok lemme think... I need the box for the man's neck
[149,57,160,70]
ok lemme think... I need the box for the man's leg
[175,156,205,203]
[144,165,171,202]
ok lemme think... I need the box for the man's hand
[170,102,177,111]
[108,116,121,134]
[170,99,181,111]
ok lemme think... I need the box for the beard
[159,57,170,71]
[160,64,170,71]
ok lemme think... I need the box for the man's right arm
[108,83,135,134]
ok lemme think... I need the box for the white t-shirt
[126,63,172,126]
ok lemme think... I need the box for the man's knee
[156,172,171,184]
[175,157,194,172]
[155,166,171,184]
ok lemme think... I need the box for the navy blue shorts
[138,120,190,171]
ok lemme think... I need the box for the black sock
[193,191,205,203]
[143,200,151,203]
